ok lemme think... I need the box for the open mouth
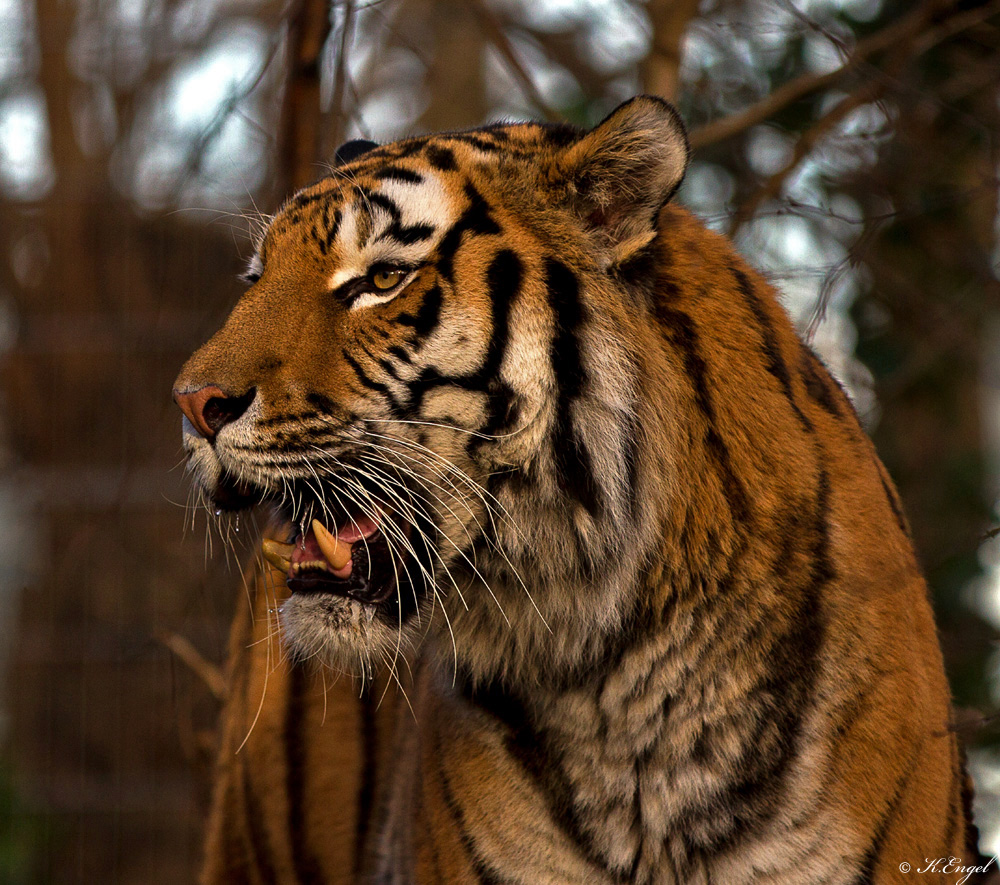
[261,510,406,606]
[208,469,428,612]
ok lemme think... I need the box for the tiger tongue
[328,513,380,544]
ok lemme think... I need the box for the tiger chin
[176,96,980,883]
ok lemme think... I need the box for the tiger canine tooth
[262,538,294,572]
[312,519,352,570]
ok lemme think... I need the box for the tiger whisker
[355,435,544,629]
[359,415,529,443]
[347,452,510,626]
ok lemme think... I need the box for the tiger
[174,95,982,884]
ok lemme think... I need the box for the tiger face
[174,96,688,678]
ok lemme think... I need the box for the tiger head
[173,96,689,682]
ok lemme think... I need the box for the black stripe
[433,727,509,885]
[732,265,812,433]
[449,133,504,153]
[342,349,388,393]
[545,257,602,517]
[342,349,404,414]
[396,284,442,338]
[468,251,521,440]
[388,344,412,363]
[378,356,403,381]
[480,250,520,379]
[875,460,909,537]
[389,222,435,245]
[622,418,640,517]
[391,137,430,158]
[292,190,325,209]
[372,165,424,184]
[407,251,521,420]
[828,678,883,743]
[285,662,327,884]
[851,743,923,884]
[353,685,377,878]
[798,343,845,419]
[655,297,751,524]
[313,222,326,256]
[436,184,501,280]
[361,189,393,214]
[457,676,613,876]
[361,189,436,246]
[479,123,512,141]
[401,367,446,416]
[425,145,457,170]
[538,121,582,147]
[687,467,829,852]
[325,208,342,251]
[305,392,338,416]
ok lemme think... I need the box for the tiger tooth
[262,538,294,573]
[312,519,352,570]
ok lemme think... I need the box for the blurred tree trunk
[642,0,701,100]
[407,0,489,131]
[278,0,333,193]
[848,3,1000,716]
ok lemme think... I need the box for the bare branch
[516,25,616,99]
[688,0,964,150]
[729,79,887,231]
[728,0,1000,230]
[168,35,284,202]
[469,0,563,122]
[327,0,356,154]
[158,630,227,701]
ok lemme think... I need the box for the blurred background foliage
[0,0,998,880]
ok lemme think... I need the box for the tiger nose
[172,385,255,441]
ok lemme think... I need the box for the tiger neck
[443,508,823,879]
[447,610,701,878]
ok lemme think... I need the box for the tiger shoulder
[174,95,983,884]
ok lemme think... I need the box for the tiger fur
[174,96,980,884]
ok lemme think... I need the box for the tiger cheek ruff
[174,96,978,883]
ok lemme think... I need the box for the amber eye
[370,267,405,291]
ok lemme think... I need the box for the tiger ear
[334,139,379,166]
[556,95,689,267]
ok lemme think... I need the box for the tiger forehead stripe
[326,170,456,291]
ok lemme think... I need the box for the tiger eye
[372,268,404,290]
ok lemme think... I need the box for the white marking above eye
[349,289,404,312]
[377,177,453,231]
[329,265,362,290]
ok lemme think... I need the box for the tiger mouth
[262,513,406,607]
[210,468,424,610]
